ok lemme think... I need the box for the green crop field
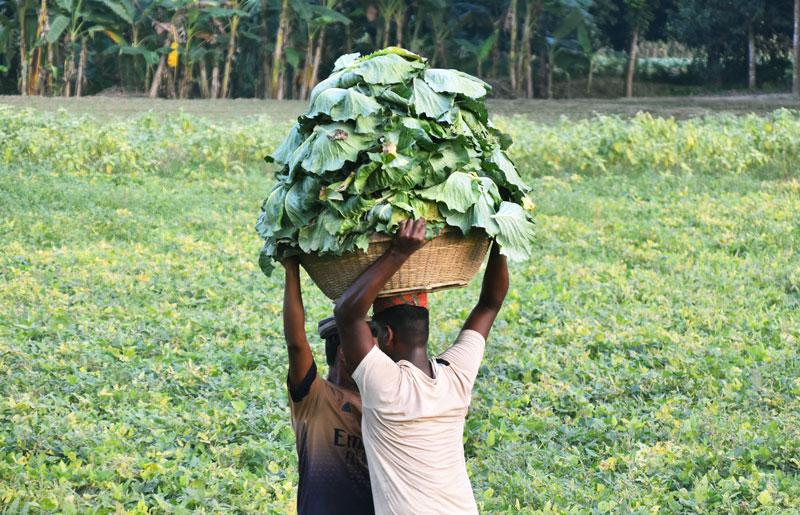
[1,104,799,513]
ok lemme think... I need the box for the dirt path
[2,93,798,123]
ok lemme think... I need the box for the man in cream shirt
[334,218,509,514]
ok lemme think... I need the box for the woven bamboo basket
[299,228,489,300]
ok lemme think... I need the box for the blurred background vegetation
[1,0,799,100]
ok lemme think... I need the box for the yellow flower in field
[598,457,617,471]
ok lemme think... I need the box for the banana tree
[375,0,405,48]
[518,0,545,97]
[270,0,288,98]
[45,0,107,96]
[0,0,37,94]
[453,33,495,78]
[48,0,82,95]
[214,1,251,98]
[12,0,39,94]
[145,1,237,99]
[619,0,654,98]
[0,11,14,78]
[297,0,349,100]
[97,0,161,93]
[576,22,596,94]
[403,0,444,55]
[535,0,590,99]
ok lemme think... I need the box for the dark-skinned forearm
[334,249,410,322]
[477,243,509,311]
[283,263,307,350]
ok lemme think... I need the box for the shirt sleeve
[437,329,486,386]
[351,345,402,409]
[287,361,321,419]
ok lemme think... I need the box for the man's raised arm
[462,241,509,340]
[334,218,428,373]
[282,257,314,388]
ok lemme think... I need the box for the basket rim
[366,225,470,243]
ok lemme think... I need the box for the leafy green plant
[1,106,799,513]
[256,47,536,275]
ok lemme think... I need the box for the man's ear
[337,345,347,367]
[384,325,395,350]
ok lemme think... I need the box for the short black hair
[322,321,378,366]
[372,304,429,347]
[323,332,340,366]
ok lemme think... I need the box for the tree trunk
[518,3,532,95]
[278,22,292,99]
[309,25,326,93]
[345,21,352,54]
[624,26,638,98]
[276,50,286,99]
[382,14,391,48]
[410,4,423,53]
[19,5,27,96]
[525,52,533,99]
[221,16,239,99]
[546,54,552,99]
[166,64,177,99]
[131,27,141,93]
[262,0,271,99]
[76,37,87,97]
[793,0,799,96]
[521,4,534,97]
[748,23,756,93]
[508,0,517,91]
[211,61,220,99]
[46,43,54,95]
[63,45,74,97]
[394,10,403,48]
[538,51,546,98]
[178,65,187,99]
[149,37,171,98]
[490,26,499,79]
[291,62,299,99]
[299,33,314,101]
[31,0,48,95]
[199,59,210,99]
[587,57,594,95]
[270,0,289,99]
[180,59,193,99]
[149,59,165,98]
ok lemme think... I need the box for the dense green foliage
[257,48,535,274]
[1,107,799,512]
[3,105,800,178]
[1,0,798,98]
[498,109,800,178]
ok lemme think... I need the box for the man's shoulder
[321,378,362,403]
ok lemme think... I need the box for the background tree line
[1,0,799,99]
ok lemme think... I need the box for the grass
[3,93,800,124]
[1,106,799,513]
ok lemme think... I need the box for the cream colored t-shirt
[351,329,486,515]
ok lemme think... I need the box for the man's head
[319,316,377,368]
[371,304,429,359]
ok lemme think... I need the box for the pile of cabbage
[256,47,535,275]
